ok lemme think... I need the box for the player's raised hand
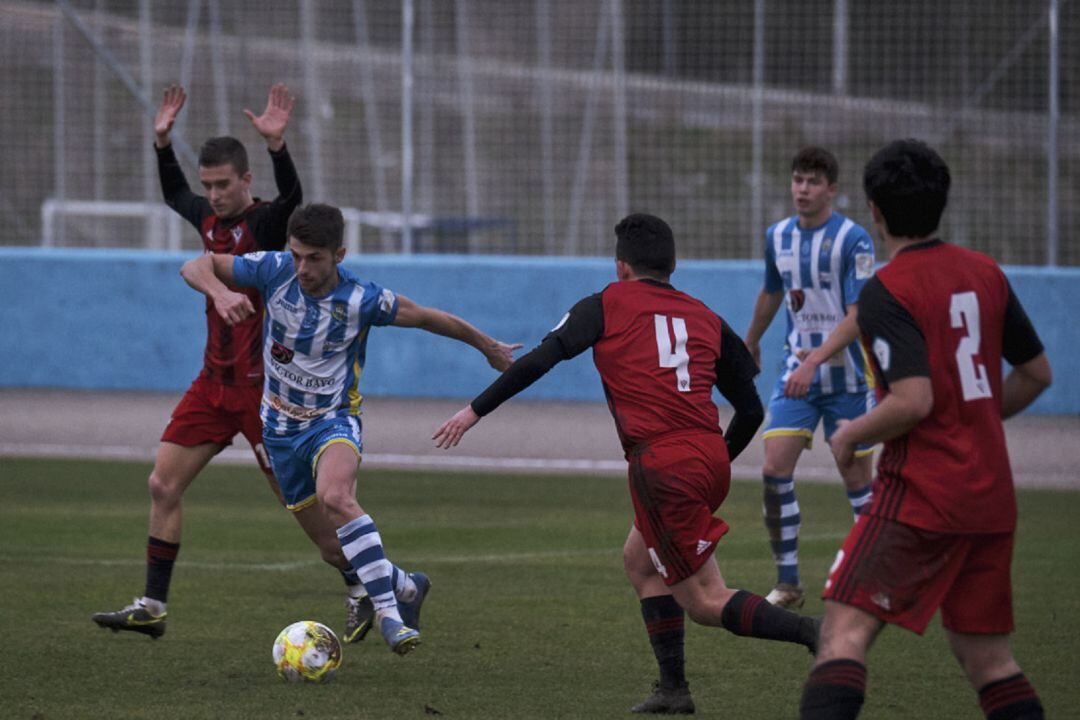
[433,405,481,449]
[484,340,523,372]
[212,290,256,327]
[244,83,295,151]
[154,85,187,148]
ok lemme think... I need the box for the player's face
[199,163,252,220]
[790,170,836,224]
[289,238,346,297]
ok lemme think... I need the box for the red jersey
[857,241,1044,533]
[593,281,727,450]
[471,278,761,457]
[156,143,302,386]
[195,212,271,385]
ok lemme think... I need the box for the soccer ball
[272,620,342,683]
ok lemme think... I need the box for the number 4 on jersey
[654,314,691,392]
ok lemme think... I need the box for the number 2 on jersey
[654,314,691,392]
[950,291,992,401]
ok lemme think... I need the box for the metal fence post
[401,0,414,253]
[1047,0,1059,267]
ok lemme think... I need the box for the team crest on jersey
[378,288,395,315]
[787,288,806,313]
[821,237,833,254]
[271,340,294,364]
[855,253,874,279]
[872,337,890,372]
[331,302,349,323]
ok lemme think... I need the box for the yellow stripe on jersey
[859,340,876,391]
[348,327,370,416]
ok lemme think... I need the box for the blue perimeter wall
[2,248,1077,414]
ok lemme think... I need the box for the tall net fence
[2,0,1077,264]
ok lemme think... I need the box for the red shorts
[628,430,731,586]
[823,514,1014,635]
[162,376,271,475]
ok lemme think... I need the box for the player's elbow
[906,392,934,424]
[738,401,765,432]
[891,376,933,425]
[179,257,199,282]
[1019,353,1052,390]
[748,406,766,431]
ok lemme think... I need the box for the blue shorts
[763,380,874,455]
[263,416,363,511]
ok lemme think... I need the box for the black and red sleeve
[713,319,763,460]
[856,275,929,387]
[156,143,211,229]
[1001,281,1044,366]
[249,144,303,251]
[471,293,604,418]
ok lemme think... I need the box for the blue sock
[763,475,800,586]
[336,515,403,622]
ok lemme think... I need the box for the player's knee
[315,485,356,520]
[147,469,183,507]
[951,640,1018,687]
[622,548,650,584]
[762,457,794,479]
[683,597,723,626]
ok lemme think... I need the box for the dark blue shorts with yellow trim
[263,416,363,511]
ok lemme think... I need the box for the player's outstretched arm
[179,254,255,326]
[391,295,521,370]
[244,83,295,153]
[433,405,481,449]
[154,85,187,149]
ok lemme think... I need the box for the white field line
[0,534,848,573]
[1,442,845,481]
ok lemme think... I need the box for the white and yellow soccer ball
[272,620,342,683]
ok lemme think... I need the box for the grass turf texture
[1,458,1075,719]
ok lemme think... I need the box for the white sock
[141,597,166,615]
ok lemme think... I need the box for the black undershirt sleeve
[156,143,210,229]
[247,144,303,251]
[1001,281,1044,366]
[471,293,604,418]
[713,319,764,461]
[856,275,930,386]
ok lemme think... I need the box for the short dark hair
[614,213,675,278]
[863,139,951,239]
[198,136,249,175]
[287,203,345,250]
[791,146,839,184]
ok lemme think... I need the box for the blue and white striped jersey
[232,251,398,436]
[763,211,875,394]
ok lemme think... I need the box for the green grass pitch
[1,458,1076,719]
